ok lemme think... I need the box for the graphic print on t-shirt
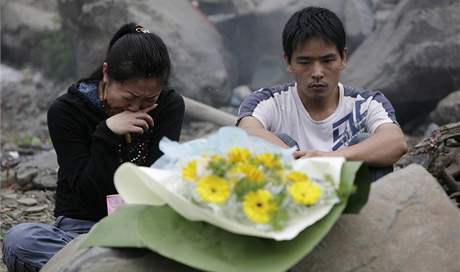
[332,99,367,151]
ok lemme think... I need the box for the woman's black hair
[82,23,171,86]
[282,7,346,63]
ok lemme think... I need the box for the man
[238,7,407,169]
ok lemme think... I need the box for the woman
[2,23,184,272]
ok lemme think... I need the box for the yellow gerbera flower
[196,175,230,204]
[286,171,312,183]
[243,190,276,224]
[182,160,197,182]
[227,147,251,163]
[288,182,321,205]
[211,154,224,162]
[232,163,264,182]
[255,153,282,169]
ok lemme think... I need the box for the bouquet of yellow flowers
[179,146,337,231]
[115,127,343,240]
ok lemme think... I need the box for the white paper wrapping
[114,156,344,241]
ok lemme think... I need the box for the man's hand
[294,123,407,166]
[238,116,289,148]
[293,150,333,159]
[106,104,157,135]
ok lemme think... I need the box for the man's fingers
[293,151,304,159]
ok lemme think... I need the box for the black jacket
[47,82,184,221]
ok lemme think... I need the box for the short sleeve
[366,92,398,133]
[237,88,278,130]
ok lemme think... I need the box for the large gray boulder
[430,90,460,126]
[42,164,460,271]
[371,0,402,29]
[57,0,235,106]
[2,0,60,65]
[293,164,460,271]
[0,64,62,143]
[15,150,59,190]
[215,0,375,89]
[342,0,460,126]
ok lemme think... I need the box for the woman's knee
[3,223,54,272]
[4,223,42,253]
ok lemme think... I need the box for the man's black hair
[83,23,171,86]
[282,7,346,63]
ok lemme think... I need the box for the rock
[371,0,402,29]
[0,66,23,86]
[229,84,250,106]
[234,85,251,97]
[424,123,440,138]
[2,193,18,200]
[215,0,375,89]
[1,65,61,143]
[57,0,235,106]
[17,197,38,206]
[180,121,219,142]
[15,166,39,189]
[1,186,56,272]
[396,122,460,171]
[430,90,460,126]
[342,0,460,126]
[395,122,460,208]
[292,164,460,271]
[2,0,61,65]
[12,150,58,190]
[343,0,375,50]
[2,199,18,209]
[33,170,58,190]
[20,150,58,171]
[42,236,199,272]
[24,205,47,214]
[42,164,459,272]
[9,210,24,220]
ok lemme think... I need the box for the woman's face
[102,63,162,114]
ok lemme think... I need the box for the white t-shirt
[238,82,397,151]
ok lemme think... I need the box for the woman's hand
[106,104,157,135]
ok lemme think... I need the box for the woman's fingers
[128,125,144,134]
[131,118,149,132]
[141,103,158,113]
[107,109,155,135]
[133,112,154,128]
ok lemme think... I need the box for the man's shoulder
[343,85,389,103]
[340,84,397,125]
[238,82,295,120]
[342,84,381,100]
[246,82,295,102]
[342,84,393,109]
[259,82,295,94]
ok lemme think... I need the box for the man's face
[285,37,347,102]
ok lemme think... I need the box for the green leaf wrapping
[80,162,367,272]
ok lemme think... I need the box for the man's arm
[238,116,289,148]
[294,123,408,167]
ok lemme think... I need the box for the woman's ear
[102,62,109,83]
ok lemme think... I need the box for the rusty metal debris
[397,122,460,208]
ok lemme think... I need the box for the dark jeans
[2,216,95,272]
[276,132,393,182]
